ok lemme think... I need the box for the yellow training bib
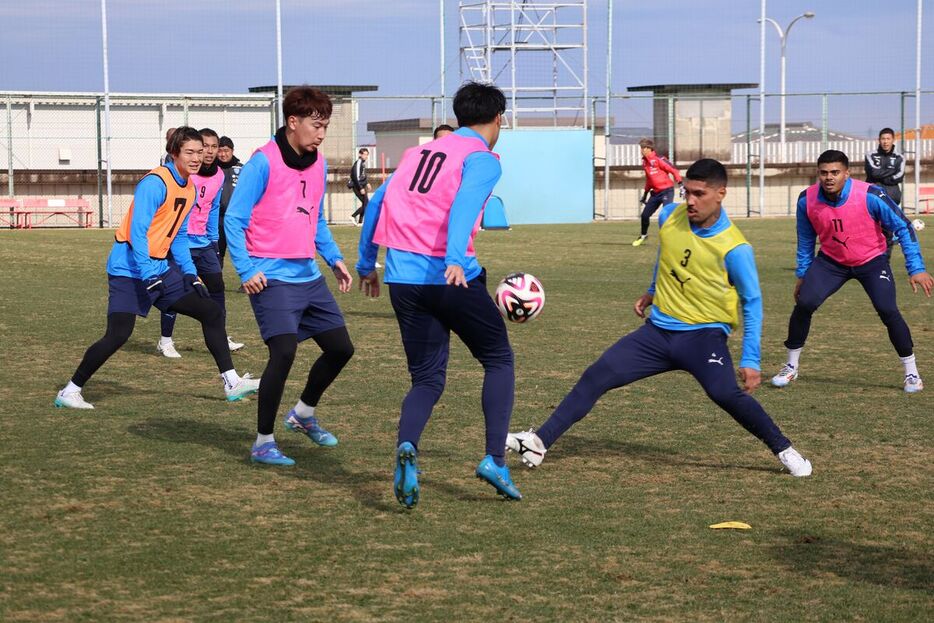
[653,204,748,329]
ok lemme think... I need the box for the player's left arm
[868,188,926,274]
[356,175,390,282]
[207,187,221,243]
[445,152,502,286]
[169,211,198,276]
[313,161,351,292]
[725,244,763,386]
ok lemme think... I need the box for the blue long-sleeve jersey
[106,160,197,280]
[224,150,343,284]
[795,178,926,277]
[647,203,764,370]
[355,127,502,285]
[187,182,221,248]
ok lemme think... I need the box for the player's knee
[793,296,820,315]
[479,345,513,370]
[411,370,446,396]
[874,303,901,324]
[326,341,355,366]
[268,340,298,368]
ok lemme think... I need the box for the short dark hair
[199,127,219,140]
[685,158,728,187]
[453,81,506,127]
[879,127,895,138]
[167,126,203,156]
[638,138,654,150]
[358,147,369,155]
[817,149,849,168]
[283,86,333,120]
[218,136,234,150]
[433,124,455,139]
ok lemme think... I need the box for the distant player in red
[633,138,683,247]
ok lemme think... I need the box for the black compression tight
[160,272,227,337]
[256,327,354,435]
[71,292,232,387]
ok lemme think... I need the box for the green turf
[1,219,932,622]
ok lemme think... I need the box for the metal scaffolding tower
[459,0,588,128]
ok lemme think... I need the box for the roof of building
[732,122,868,142]
[248,85,378,97]
[628,83,758,94]
[367,116,607,132]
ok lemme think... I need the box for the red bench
[19,197,94,228]
[918,184,934,214]
[0,198,32,229]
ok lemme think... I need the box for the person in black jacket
[349,147,369,225]
[865,128,907,257]
[216,136,242,263]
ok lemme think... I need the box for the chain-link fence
[2,90,932,226]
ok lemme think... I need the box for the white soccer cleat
[777,446,812,477]
[904,374,924,394]
[54,390,94,410]
[225,373,260,402]
[227,336,245,352]
[506,429,547,468]
[157,340,182,359]
[771,363,798,388]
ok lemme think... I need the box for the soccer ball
[495,272,545,323]
[911,218,925,232]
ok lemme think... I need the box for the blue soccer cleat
[475,455,522,500]
[250,441,295,466]
[284,410,338,447]
[394,442,419,509]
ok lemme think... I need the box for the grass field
[1,219,932,622]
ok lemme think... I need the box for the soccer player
[157,128,244,358]
[433,124,455,139]
[507,159,813,477]
[55,127,260,410]
[357,81,523,508]
[771,150,933,393]
[632,138,683,247]
[225,86,355,467]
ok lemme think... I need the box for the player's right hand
[633,293,654,318]
[242,271,268,295]
[359,271,380,298]
[793,278,804,302]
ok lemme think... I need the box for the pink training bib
[187,166,226,236]
[806,178,886,266]
[245,139,325,259]
[374,133,497,257]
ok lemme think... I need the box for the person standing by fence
[632,139,683,247]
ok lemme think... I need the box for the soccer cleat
[771,363,798,388]
[394,442,419,509]
[225,373,260,402]
[777,446,812,477]
[631,235,648,247]
[157,339,181,358]
[374,262,383,269]
[227,336,245,352]
[54,390,94,410]
[284,410,338,447]
[904,374,924,394]
[506,429,547,468]
[250,441,295,466]
[475,456,522,500]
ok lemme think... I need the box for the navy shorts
[248,277,346,342]
[191,245,222,276]
[107,265,189,317]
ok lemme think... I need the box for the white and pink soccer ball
[911,218,925,232]
[495,272,545,323]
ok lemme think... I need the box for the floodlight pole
[100,0,113,227]
[440,0,446,124]
[914,0,923,214]
[760,11,815,161]
[603,0,613,222]
[276,0,284,127]
[758,0,766,215]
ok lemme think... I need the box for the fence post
[6,95,13,200]
[183,97,189,125]
[746,94,752,217]
[96,96,104,228]
[820,93,828,151]
[667,94,674,161]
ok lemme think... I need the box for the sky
[1,0,932,135]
